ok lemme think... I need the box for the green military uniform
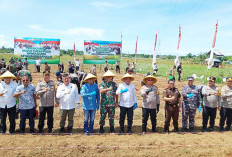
[99,81,117,127]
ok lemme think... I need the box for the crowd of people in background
[0,58,231,136]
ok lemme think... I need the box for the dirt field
[0,64,231,157]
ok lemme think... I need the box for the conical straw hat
[102,70,116,77]
[83,73,97,82]
[143,75,157,84]
[0,71,16,79]
[121,73,135,81]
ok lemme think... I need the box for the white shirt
[116,82,137,108]
[0,81,18,108]
[36,59,41,66]
[56,83,80,110]
[75,60,80,67]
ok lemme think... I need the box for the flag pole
[135,36,138,64]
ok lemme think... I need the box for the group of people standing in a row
[0,57,232,135]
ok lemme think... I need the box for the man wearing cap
[14,75,37,133]
[201,76,220,132]
[181,76,201,132]
[219,77,232,131]
[36,71,59,133]
[116,73,137,134]
[56,73,80,133]
[99,70,118,133]
[163,79,182,133]
[0,71,18,133]
[140,75,160,133]
[81,73,100,134]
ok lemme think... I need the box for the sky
[0,0,232,55]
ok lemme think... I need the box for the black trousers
[119,106,134,131]
[116,65,120,73]
[104,67,108,72]
[125,67,129,73]
[219,107,232,129]
[36,65,40,72]
[0,106,16,133]
[38,106,54,131]
[202,106,217,129]
[178,73,181,81]
[76,66,79,71]
[142,108,156,132]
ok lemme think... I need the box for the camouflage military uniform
[182,85,201,130]
[99,81,117,127]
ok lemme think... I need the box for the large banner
[84,40,121,64]
[14,37,60,64]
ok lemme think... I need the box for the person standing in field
[181,76,202,133]
[140,75,160,133]
[75,59,80,71]
[132,62,136,74]
[23,58,28,70]
[116,73,137,134]
[153,62,158,76]
[125,60,130,73]
[163,78,182,133]
[201,76,220,132]
[36,71,60,133]
[219,77,232,132]
[169,65,176,81]
[115,60,120,73]
[99,70,118,133]
[104,61,109,72]
[36,58,41,73]
[0,71,18,134]
[177,62,182,82]
[80,73,100,135]
[56,73,80,133]
[44,62,51,73]
[14,75,37,133]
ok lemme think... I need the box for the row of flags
[72,21,219,70]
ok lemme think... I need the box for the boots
[99,126,104,133]
[120,127,124,135]
[110,126,115,133]
[59,127,64,133]
[68,126,73,133]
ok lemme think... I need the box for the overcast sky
[0,0,231,55]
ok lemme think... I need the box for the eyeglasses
[22,80,29,82]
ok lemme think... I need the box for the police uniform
[201,76,220,132]
[181,76,202,132]
[36,72,59,133]
[219,77,232,131]
[163,86,181,132]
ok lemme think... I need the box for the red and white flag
[212,20,218,48]
[208,21,218,69]
[135,36,138,55]
[153,30,159,65]
[177,25,181,50]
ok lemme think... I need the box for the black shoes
[99,126,104,133]
[110,126,115,133]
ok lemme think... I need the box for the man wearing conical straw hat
[0,71,18,133]
[99,70,118,133]
[116,73,137,134]
[140,74,160,134]
[80,73,100,135]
